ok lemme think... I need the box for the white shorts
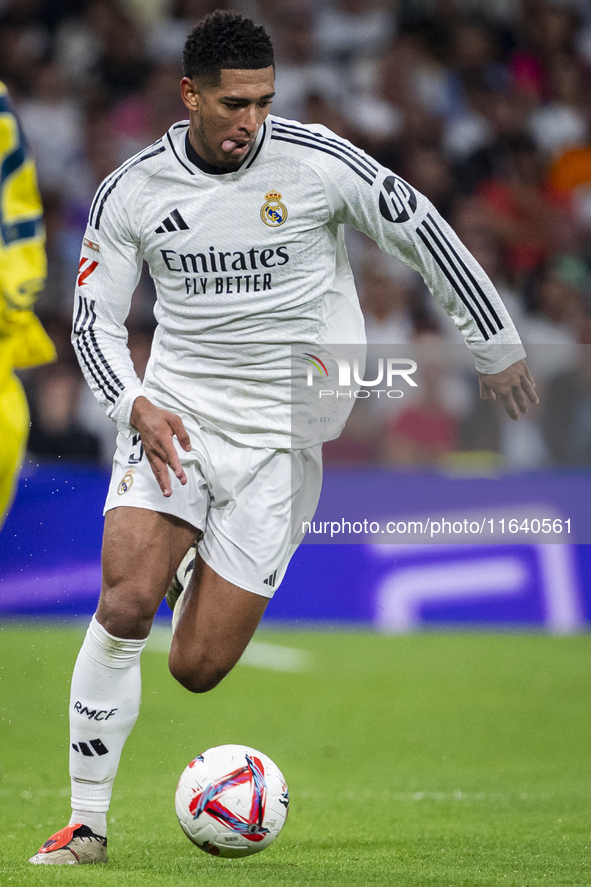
[104,416,322,598]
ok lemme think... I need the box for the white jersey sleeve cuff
[469,343,527,375]
[111,386,146,436]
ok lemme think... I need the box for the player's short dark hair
[182,10,274,85]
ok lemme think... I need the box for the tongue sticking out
[222,139,240,152]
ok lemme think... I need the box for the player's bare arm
[477,358,539,420]
[130,396,191,497]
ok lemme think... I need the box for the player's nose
[239,104,258,134]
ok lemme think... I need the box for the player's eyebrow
[221,92,275,103]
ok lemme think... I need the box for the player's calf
[168,555,269,693]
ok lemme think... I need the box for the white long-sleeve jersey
[72,116,525,448]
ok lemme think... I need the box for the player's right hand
[129,396,192,497]
[477,359,539,421]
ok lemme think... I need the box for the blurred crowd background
[5,0,591,471]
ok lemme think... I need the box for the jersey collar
[166,120,270,178]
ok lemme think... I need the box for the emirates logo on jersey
[261,190,287,227]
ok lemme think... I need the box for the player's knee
[168,649,229,694]
[96,585,157,638]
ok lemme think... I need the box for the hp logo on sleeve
[379,175,417,224]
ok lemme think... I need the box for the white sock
[69,808,108,837]
[68,615,147,836]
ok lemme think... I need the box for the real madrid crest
[117,468,135,495]
[261,190,287,227]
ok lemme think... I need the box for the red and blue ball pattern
[175,745,289,858]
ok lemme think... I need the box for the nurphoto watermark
[290,343,591,544]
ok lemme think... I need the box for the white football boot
[166,544,196,632]
[29,824,107,865]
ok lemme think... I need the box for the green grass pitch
[1,623,590,886]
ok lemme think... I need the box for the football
[175,744,289,858]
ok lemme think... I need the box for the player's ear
[180,77,200,113]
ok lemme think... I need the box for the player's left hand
[477,358,539,420]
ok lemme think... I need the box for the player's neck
[185,131,239,175]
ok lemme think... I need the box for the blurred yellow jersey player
[0,81,56,525]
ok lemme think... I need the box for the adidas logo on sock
[263,569,278,588]
[72,739,109,757]
[155,208,189,233]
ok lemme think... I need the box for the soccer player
[29,11,538,865]
[0,82,56,527]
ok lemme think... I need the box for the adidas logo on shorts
[263,569,278,588]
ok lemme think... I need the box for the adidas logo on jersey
[155,209,189,233]
[72,739,109,757]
